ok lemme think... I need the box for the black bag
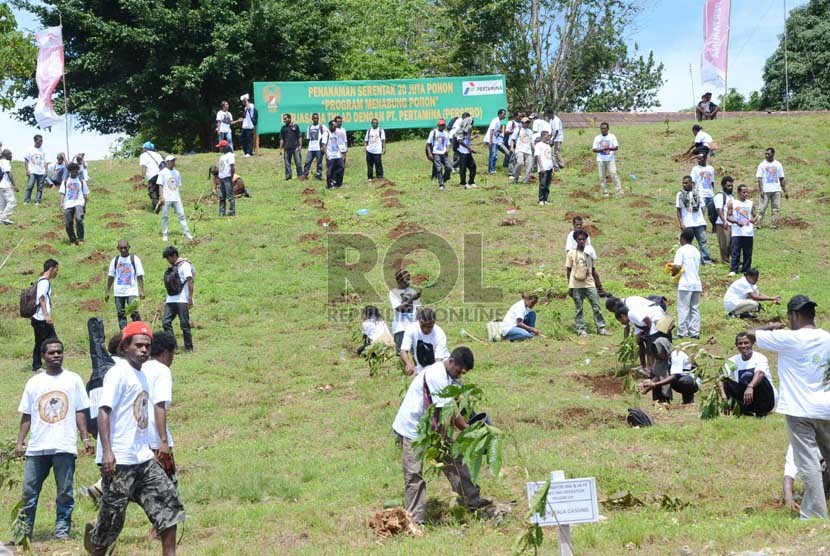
[164,262,184,295]
[86,317,116,392]
[626,408,654,427]
[19,278,48,318]
[415,340,436,368]
[707,192,724,227]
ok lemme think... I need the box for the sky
[1,0,807,160]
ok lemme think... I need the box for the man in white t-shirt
[23,134,47,205]
[239,93,257,157]
[59,162,90,245]
[720,331,776,416]
[534,130,554,204]
[15,338,93,539]
[726,184,757,276]
[105,240,146,329]
[592,122,622,197]
[713,176,734,264]
[756,147,788,229]
[501,294,541,341]
[690,154,716,228]
[87,322,185,555]
[215,100,234,150]
[723,268,781,318]
[364,118,386,181]
[30,259,59,371]
[671,229,703,339]
[511,117,534,184]
[144,330,178,483]
[334,115,348,167]
[303,112,326,180]
[389,269,421,352]
[161,246,194,352]
[325,119,344,189]
[139,142,163,207]
[750,295,830,519]
[612,297,667,372]
[426,119,452,190]
[400,308,449,376]
[686,124,714,157]
[675,175,714,264]
[216,140,236,216]
[0,148,17,224]
[392,347,490,526]
[485,109,506,174]
[549,111,565,169]
[157,156,193,241]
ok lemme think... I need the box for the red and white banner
[34,26,64,129]
[701,0,730,88]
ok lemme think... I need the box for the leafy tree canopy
[0,4,36,111]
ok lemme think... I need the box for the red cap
[437,119,446,125]
[216,139,230,148]
[121,321,153,341]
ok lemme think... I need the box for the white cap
[164,155,176,162]
[240,93,249,101]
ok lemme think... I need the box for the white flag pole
[783,0,790,113]
[722,1,731,120]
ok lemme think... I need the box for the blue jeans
[217,131,233,150]
[488,142,499,173]
[504,311,536,341]
[687,225,713,262]
[22,453,76,538]
[24,173,46,203]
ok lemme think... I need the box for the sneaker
[539,201,545,206]
[1,219,12,225]
[508,176,515,183]
[727,271,736,277]
[34,202,41,206]
[439,186,445,191]
[244,153,251,157]
[463,184,472,189]
[603,193,610,197]
[55,532,70,540]
[598,329,611,336]
[77,240,85,245]
[162,234,168,242]
[702,260,714,265]
[578,331,588,337]
[468,183,477,188]
[185,233,194,241]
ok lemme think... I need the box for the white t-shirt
[756,160,785,193]
[95,360,154,465]
[550,116,564,142]
[623,296,653,313]
[392,361,455,440]
[388,288,420,334]
[593,133,618,162]
[218,152,235,179]
[25,147,46,175]
[723,277,758,313]
[695,130,713,147]
[139,151,162,180]
[32,278,51,321]
[306,124,324,151]
[157,167,182,204]
[400,321,449,373]
[628,304,664,335]
[485,116,502,144]
[531,118,551,141]
[60,177,89,209]
[142,359,174,449]
[364,128,385,155]
[534,141,554,171]
[427,129,450,155]
[362,319,390,342]
[0,159,12,189]
[325,135,341,159]
[756,328,830,419]
[564,231,593,253]
[675,191,706,228]
[514,128,534,155]
[335,128,348,152]
[669,349,693,375]
[729,199,755,237]
[713,191,733,225]
[108,254,144,298]
[18,369,89,456]
[784,445,798,479]
[216,110,232,133]
[165,259,193,304]
[501,299,530,336]
[728,350,774,387]
[673,243,702,292]
[242,104,255,130]
[457,132,472,155]
[690,165,716,199]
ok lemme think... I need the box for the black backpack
[626,408,654,427]
[163,259,194,296]
[708,192,726,227]
[19,277,49,318]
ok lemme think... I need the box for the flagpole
[59,12,69,157]
[722,0,731,120]
[689,64,696,109]
[783,0,790,113]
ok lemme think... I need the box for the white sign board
[526,476,599,526]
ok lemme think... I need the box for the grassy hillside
[2,114,830,555]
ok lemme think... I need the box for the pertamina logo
[263,84,282,113]
[462,80,504,97]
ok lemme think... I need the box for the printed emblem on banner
[462,80,504,96]
[38,391,69,424]
[263,84,282,113]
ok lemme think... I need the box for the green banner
[253,75,507,133]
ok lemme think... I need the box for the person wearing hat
[695,92,719,121]
[484,109,506,174]
[156,155,193,242]
[239,94,257,157]
[215,100,234,150]
[86,322,185,555]
[511,116,534,185]
[216,140,236,216]
[749,295,830,518]
[426,119,452,190]
[139,142,164,208]
[389,268,421,352]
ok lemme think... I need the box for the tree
[760,0,830,111]
[0,4,36,111]
[12,0,344,150]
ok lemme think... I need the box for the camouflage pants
[91,459,185,549]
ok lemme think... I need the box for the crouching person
[391,347,491,527]
[720,332,776,416]
[640,321,700,404]
[500,293,541,341]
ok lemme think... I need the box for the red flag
[34,26,64,129]
[701,0,731,88]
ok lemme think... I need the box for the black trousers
[162,302,193,351]
[730,236,753,274]
[366,152,384,179]
[114,296,141,330]
[327,158,344,188]
[723,377,775,416]
[240,128,254,156]
[538,170,552,202]
[459,152,476,186]
[31,318,56,371]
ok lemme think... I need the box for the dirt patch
[0,285,10,294]
[724,132,748,142]
[380,188,401,197]
[301,187,317,195]
[375,179,396,188]
[383,198,404,208]
[500,218,526,226]
[644,212,674,224]
[564,211,587,222]
[671,152,698,164]
[625,280,650,289]
[605,247,628,257]
[387,221,425,240]
[85,250,108,264]
[316,217,338,231]
[298,233,322,243]
[20,270,33,276]
[778,216,808,229]
[68,281,92,290]
[816,196,830,205]
[782,156,809,166]
[303,198,324,209]
[557,406,625,428]
[328,291,362,305]
[570,190,598,201]
[493,196,512,205]
[618,261,646,273]
[369,508,420,538]
[127,174,145,190]
[582,224,602,237]
[43,231,60,240]
[79,299,103,312]
[306,245,326,257]
[36,244,59,255]
[105,222,127,229]
[790,187,816,199]
[628,199,650,208]
[578,156,594,176]
[102,213,124,219]
[411,273,429,286]
[509,256,539,267]
[0,303,18,316]
[575,373,625,396]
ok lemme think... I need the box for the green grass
[2,114,830,555]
